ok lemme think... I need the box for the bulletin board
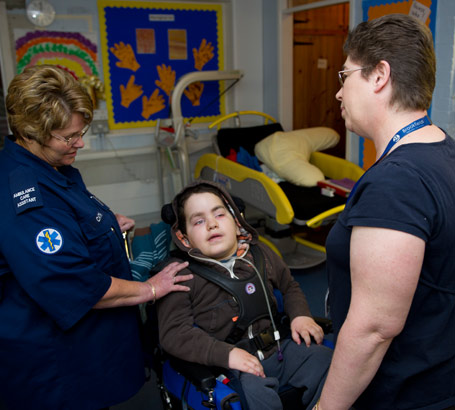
[359,0,437,169]
[98,1,225,130]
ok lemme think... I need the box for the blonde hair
[6,65,93,145]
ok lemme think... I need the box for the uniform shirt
[326,134,455,410]
[0,136,145,410]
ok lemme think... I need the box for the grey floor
[112,371,164,410]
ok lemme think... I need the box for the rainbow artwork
[15,30,98,80]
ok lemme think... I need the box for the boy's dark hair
[175,183,228,235]
[344,13,435,111]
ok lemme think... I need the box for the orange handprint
[110,42,140,72]
[184,81,204,106]
[120,75,143,108]
[155,64,176,97]
[141,89,165,119]
[193,39,214,71]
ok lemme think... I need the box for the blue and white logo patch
[245,283,256,295]
[36,228,63,254]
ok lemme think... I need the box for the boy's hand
[228,347,265,378]
[290,316,324,346]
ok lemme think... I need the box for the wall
[431,0,455,138]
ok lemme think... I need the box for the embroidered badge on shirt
[245,283,256,295]
[11,184,43,214]
[36,228,63,254]
[9,166,43,214]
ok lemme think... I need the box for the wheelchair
[141,295,332,410]
[130,218,333,410]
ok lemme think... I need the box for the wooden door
[293,3,349,158]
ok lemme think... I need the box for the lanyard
[348,115,432,201]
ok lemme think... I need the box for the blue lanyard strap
[348,115,432,201]
[377,115,432,162]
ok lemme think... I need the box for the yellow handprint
[155,64,176,97]
[120,75,143,108]
[110,42,141,72]
[141,89,165,119]
[183,81,204,106]
[193,39,214,71]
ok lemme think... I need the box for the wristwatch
[26,0,56,27]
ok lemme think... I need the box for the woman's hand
[228,347,265,378]
[290,316,324,346]
[115,213,135,233]
[147,261,193,300]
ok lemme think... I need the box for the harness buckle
[252,328,276,351]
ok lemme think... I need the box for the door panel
[293,3,349,158]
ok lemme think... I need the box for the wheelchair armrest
[169,356,217,392]
[314,316,333,335]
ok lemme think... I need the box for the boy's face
[183,192,241,260]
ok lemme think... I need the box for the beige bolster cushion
[254,127,340,187]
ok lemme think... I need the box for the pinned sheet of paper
[409,1,431,23]
[317,58,328,70]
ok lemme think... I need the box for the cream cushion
[254,127,340,187]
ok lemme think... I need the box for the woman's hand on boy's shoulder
[148,261,193,300]
[290,316,324,346]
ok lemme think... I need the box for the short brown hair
[344,13,435,111]
[6,65,93,144]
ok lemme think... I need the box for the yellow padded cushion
[254,127,340,187]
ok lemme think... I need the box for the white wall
[432,0,455,138]
[231,0,264,113]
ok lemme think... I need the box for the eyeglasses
[51,124,90,146]
[338,67,369,87]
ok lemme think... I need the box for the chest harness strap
[189,245,283,354]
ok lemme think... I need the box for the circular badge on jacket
[36,228,63,254]
[245,283,256,294]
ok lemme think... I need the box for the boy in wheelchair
[157,181,332,410]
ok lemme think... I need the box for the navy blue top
[326,134,455,410]
[0,136,145,409]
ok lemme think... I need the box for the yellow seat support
[194,153,294,225]
[209,111,277,130]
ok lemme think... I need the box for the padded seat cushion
[216,123,284,157]
[254,127,340,187]
[279,182,346,221]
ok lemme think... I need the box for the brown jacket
[156,181,312,369]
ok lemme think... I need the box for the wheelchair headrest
[161,203,176,226]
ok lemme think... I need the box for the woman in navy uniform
[0,65,192,410]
